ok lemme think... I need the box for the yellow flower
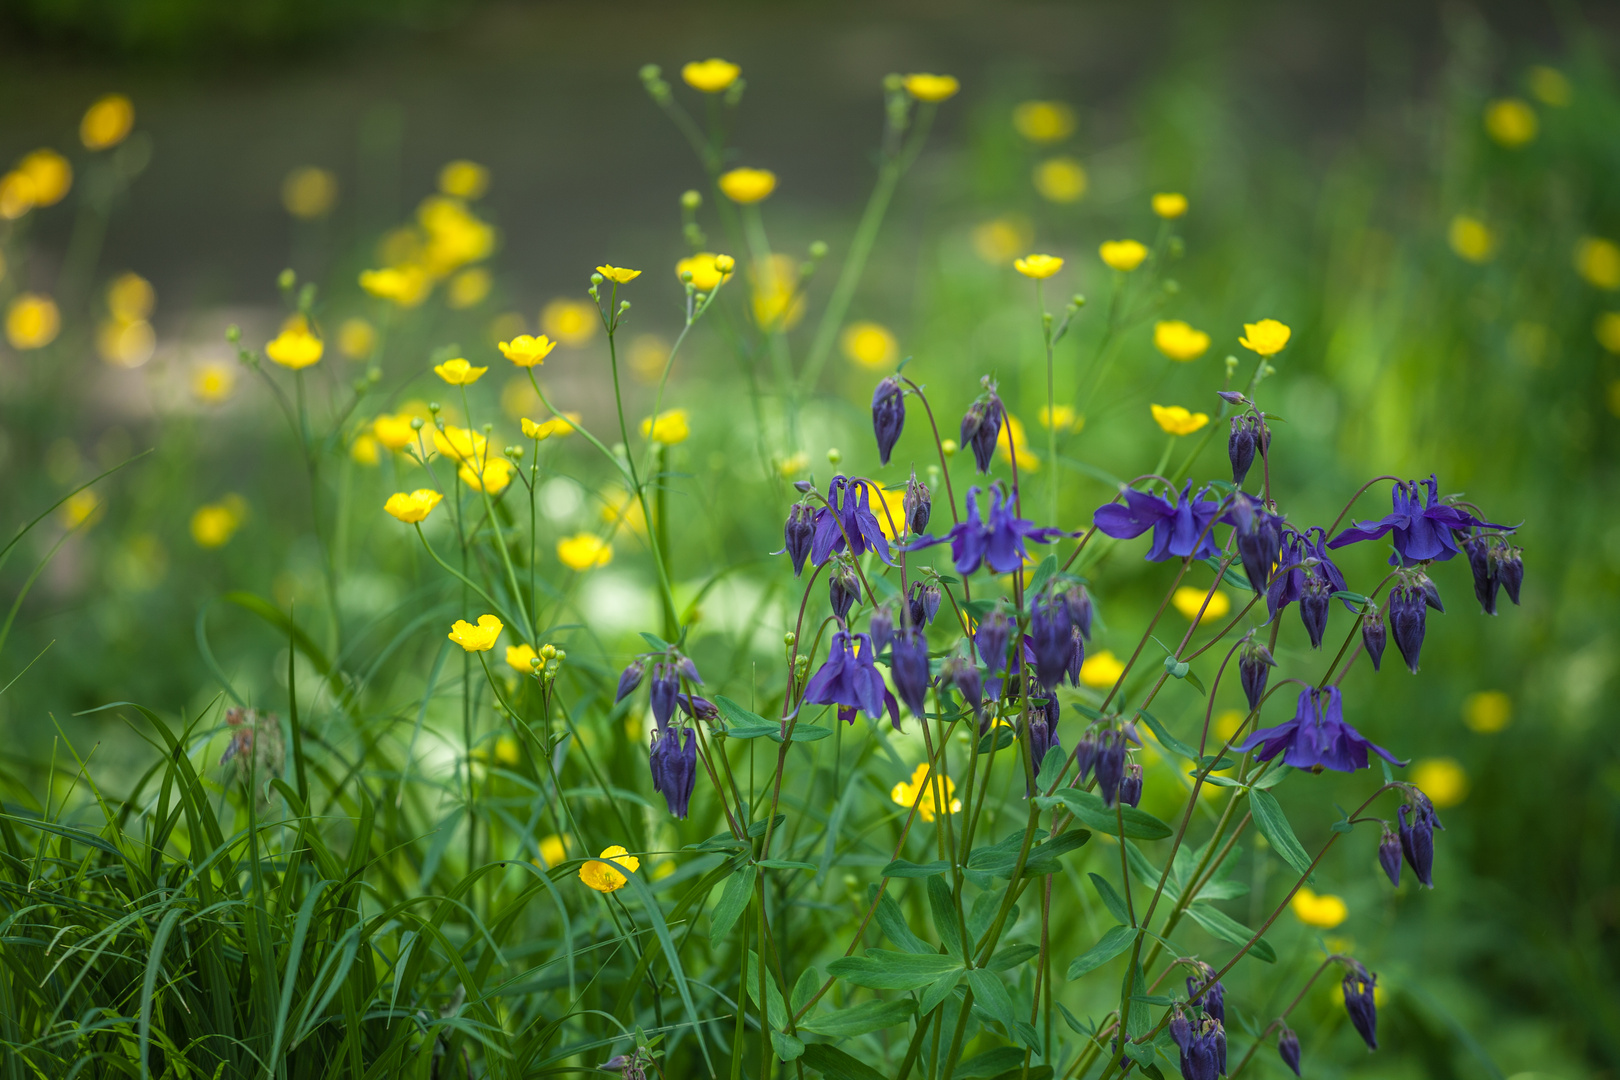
[265,324,324,370]
[522,413,580,440]
[192,361,235,404]
[459,455,513,494]
[0,171,36,220]
[557,533,613,571]
[448,267,492,309]
[1038,405,1082,432]
[777,452,810,479]
[537,834,568,868]
[416,196,495,274]
[439,160,490,199]
[1527,65,1572,107]
[498,334,556,368]
[1012,101,1076,143]
[190,497,245,548]
[596,265,641,284]
[104,272,153,322]
[600,488,648,537]
[372,414,418,450]
[541,298,598,346]
[971,217,1033,266]
[872,485,909,541]
[384,489,444,523]
[507,643,539,673]
[359,265,431,308]
[997,413,1038,471]
[1448,215,1495,263]
[350,434,381,466]
[1484,98,1537,147]
[750,254,805,330]
[1099,240,1149,272]
[1213,709,1246,742]
[433,424,488,465]
[1154,320,1210,361]
[1151,404,1209,436]
[338,318,376,359]
[18,150,71,207]
[59,490,102,530]
[675,252,735,291]
[1462,690,1511,733]
[1079,650,1124,688]
[448,614,503,652]
[1014,253,1064,279]
[98,318,156,368]
[640,409,690,445]
[1410,757,1468,808]
[281,166,337,219]
[719,167,777,204]
[840,321,898,369]
[1595,313,1620,354]
[433,357,487,385]
[890,763,961,823]
[903,74,959,102]
[6,293,61,350]
[1239,318,1292,356]
[682,58,741,93]
[1152,192,1189,219]
[579,845,640,892]
[1033,157,1088,203]
[1290,887,1348,928]
[1575,237,1620,290]
[629,334,669,382]
[1172,586,1231,623]
[81,94,135,150]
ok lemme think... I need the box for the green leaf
[1028,554,1059,597]
[929,875,964,960]
[827,950,965,990]
[772,1030,806,1062]
[781,723,832,742]
[746,815,787,837]
[639,631,671,650]
[1088,873,1129,924]
[1135,709,1199,761]
[955,1048,1027,1079]
[802,997,918,1037]
[919,970,961,1015]
[710,864,754,939]
[1036,744,1069,791]
[1066,925,1139,979]
[986,943,1040,972]
[966,968,1018,1032]
[883,858,950,878]
[1185,905,1276,963]
[963,599,998,621]
[792,967,821,1016]
[977,726,1016,754]
[746,949,788,1030]
[758,859,817,871]
[1052,788,1173,840]
[1248,789,1315,883]
[1164,656,1190,679]
[1124,960,1151,1038]
[871,885,933,954]
[716,693,780,738]
[801,1043,889,1080]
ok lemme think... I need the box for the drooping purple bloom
[1399,790,1443,888]
[1462,533,1500,615]
[872,377,906,466]
[1027,697,1061,783]
[649,727,697,818]
[1226,493,1284,595]
[1186,962,1225,1023]
[781,502,815,576]
[676,655,703,685]
[615,660,646,704]
[1074,732,1100,786]
[829,562,861,622]
[1362,608,1388,671]
[1342,967,1379,1050]
[675,693,718,721]
[960,395,1006,473]
[809,476,893,568]
[1228,413,1268,487]
[1498,544,1524,604]
[868,605,895,655]
[1062,584,1094,639]
[1063,625,1086,687]
[1119,763,1143,808]
[890,628,932,722]
[1329,474,1511,565]
[803,631,891,727]
[1378,826,1402,887]
[908,581,941,627]
[906,486,1070,576]
[1265,526,1349,621]
[1300,570,1333,648]
[1238,637,1274,713]
[975,607,1014,676]
[1171,1011,1225,1080]
[905,471,931,535]
[1095,729,1127,806]
[1029,594,1074,691]
[1387,581,1429,673]
[1093,481,1224,562]
[1235,686,1402,772]
[649,664,678,731]
[1277,1028,1301,1077]
[941,653,982,718]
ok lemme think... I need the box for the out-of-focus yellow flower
[265,323,324,370]
[997,412,1038,471]
[191,498,245,548]
[384,489,443,523]
[1173,586,1230,623]
[1239,319,1291,356]
[338,318,376,359]
[1214,709,1246,742]
[193,361,235,404]
[1484,98,1537,147]
[641,409,690,445]
[675,252,735,291]
[432,424,488,465]
[1099,240,1149,272]
[1152,192,1189,219]
[1448,215,1495,263]
[1080,650,1124,688]
[1154,320,1210,361]
[1462,690,1511,733]
[1594,313,1620,354]
[522,413,580,440]
[360,265,430,308]
[499,334,556,368]
[1410,757,1468,808]
[351,434,381,466]
[97,318,156,368]
[59,490,102,530]
[447,267,492,309]
[1151,404,1208,436]
[682,58,741,92]
[1575,237,1620,290]
[433,357,487,385]
[507,642,539,673]
[439,160,489,199]
[1012,101,1076,143]
[903,74,959,102]
[629,334,668,382]
[557,533,612,571]
[282,167,337,219]
[891,762,960,822]
[1290,887,1348,928]
[777,452,809,479]
[108,272,154,322]
[972,217,1033,266]
[601,487,648,537]
[1033,157,1088,203]
[416,195,495,275]
[579,845,639,892]
[1038,405,1082,432]
[719,167,777,204]
[595,265,641,284]
[1527,66,1572,107]
[18,150,71,207]
[871,485,909,541]
[0,171,35,219]
[840,321,898,369]
[459,455,513,494]
[6,293,60,350]
[537,834,568,868]
[449,614,503,652]
[750,253,805,330]
[81,94,135,150]
[541,298,598,346]
[373,413,418,450]
[1014,253,1064,279]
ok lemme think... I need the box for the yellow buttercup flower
[193,362,235,404]
[1099,240,1149,272]
[682,58,741,93]
[0,171,36,220]
[98,318,156,368]
[18,150,71,207]
[432,424,488,465]
[1527,66,1572,107]
[557,533,613,571]
[416,196,495,274]
[750,254,805,330]
[972,217,1033,266]
[890,763,961,823]
[675,252,735,291]
[6,293,61,350]
[449,614,503,652]
[448,267,492,309]
[1080,650,1125,688]
[338,318,376,359]
[997,412,1038,471]
[596,265,641,284]
[1038,405,1082,432]
[359,265,431,308]
[1012,101,1076,143]
[1462,690,1512,733]
[282,166,337,219]
[541,298,598,346]
[1172,586,1231,623]
[872,485,909,541]
[351,434,381,466]
[522,413,580,440]
[264,324,324,370]
[1239,319,1291,356]
[903,74,959,102]
[1484,98,1537,147]
[372,414,418,450]
[1595,313,1620,354]
[600,487,648,537]
[1448,215,1495,263]
[500,334,557,367]
[1033,157,1088,203]
[459,455,513,494]
[384,489,444,523]
[537,834,568,868]
[507,643,539,673]
[777,452,810,479]
[1575,237,1620,290]
[1014,253,1064,280]
[719,167,777,204]
[58,490,102,530]
[433,357,487,386]
[1154,320,1210,362]
[579,845,640,892]
[640,409,690,445]
[439,160,489,199]
[190,501,244,548]
[1151,404,1209,436]
[1214,709,1246,742]
[1290,887,1348,928]
[840,321,898,369]
[108,271,154,320]
[81,94,135,150]
[1410,757,1468,808]
[1152,192,1189,219]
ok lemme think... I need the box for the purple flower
[1238,637,1275,713]
[1378,826,1402,887]
[649,727,697,818]
[809,476,892,568]
[1300,571,1333,648]
[1171,1010,1225,1080]
[908,581,941,627]
[803,631,895,728]
[1277,1028,1301,1077]
[615,660,646,704]
[1228,414,1269,486]
[904,471,931,535]
[1029,593,1074,691]
[906,486,1070,576]
[1186,962,1225,1023]
[975,608,1014,676]
[1093,481,1223,562]
[872,377,906,466]
[1342,967,1379,1050]
[1498,543,1524,604]
[1074,731,1100,786]
[1399,789,1442,888]
[1027,697,1062,787]
[829,562,861,622]
[890,628,932,721]
[1095,729,1127,806]
[675,694,718,721]
[1266,526,1350,620]
[960,394,1005,474]
[649,663,678,732]
[780,502,815,576]
[1226,493,1284,595]
[1362,608,1388,671]
[941,653,983,719]
[1119,762,1143,808]
[1061,584,1094,639]
[868,604,895,655]
[1388,577,1442,673]
[1328,474,1511,565]
[1235,686,1402,772]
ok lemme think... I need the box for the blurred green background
[2,1,1619,1076]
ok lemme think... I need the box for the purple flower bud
[1342,967,1379,1050]
[975,608,1013,676]
[1463,534,1500,615]
[1229,493,1283,595]
[1362,607,1388,671]
[676,656,703,684]
[1416,571,1444,613]
[793,480,813,493]
[1277,1027,1302,1077]
[1399,791,1442,888]
[829,562,861,622]
[1062,584,1094,639]
[1228,415,1257,486]
[1300,570,1332,648]
[1498,544,1523,605]
[1029,594,1074,691]
[1096,729,1127,807]
[649,727,697,818]
[1216,390,1247,406]
[1388,581,1428,673]
[942,653,982,716]
[676,693,719,721]
[1064,625,1086,687]
[868,606,895,656]
[1074,732,1100,786]
[783,503,815,576]
[1189,962,1225,1024]
[872,377,906,466]
[960,394,1005,474]
[905,471,932,535]
[1119,762,1143,808]
[1238,637,1275,713]
[890,628,932,721]
[649,664,678,732]
[1378,826,1402,887]
[907,581,941,628]
[615,660,646,704]
[1170,1008,1193,1054]
[1026,697,1062,789]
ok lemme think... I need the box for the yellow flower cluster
[557,533,612,571]
[1099,240,1148,272]
[1172,586,1230,623]
[719,167,777,205]
[890,763,960,823]
[1,149,72,221]
[1239,319,1291,356]
[500,334,557,367]
[434,357,487,385]
[1290,887,1348,928]
[675,252,735,291]
[359,167,496,308]
[682,58,741,93]
[98,272,157,368]
[385,489,443,523]
[1079,650,1125,688]
[1014,253,1063,280]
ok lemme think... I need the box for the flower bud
[1300,569,1332,649]
[1362,606,1387,671]
[827,448,841,464]
[1388,581,1428,673]
[649,663,678,732]
[1238,637,1275,713]
[1029,593,1073,691]
[974,608,1013,675]
[1026,696,1062,793]
[1378,825,1402,887]
[793,479,813,493]
[1229,492,1283,595]
[649,726,697,818]
[1399,789,1442,888]
[904,471,931,535]
[871,377,906,466]
[907,580,941,627]
[1118,762,1143,808]
[1228,415,1257,486]
[959,392,1005,474]
[1277,1028,1302,1077]
[680,188,702,209]
[1216,390,1246,406]
[676,655,703,685]
[1095,729,1127,807]
[1341,967,1379,1050]
[1074,731,1100,786]
[829,562,861,622]
[890,628,931,721]
[615,659,646,704]
[1462,534,1500,615]
[941,653,982,717]
[1498,543,1524,606]
[782,502,814,576]
[868,604,895,655]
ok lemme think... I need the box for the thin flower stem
[1226,955,1349,1079]
[899,378,961,527]
[1324,475,1402,540]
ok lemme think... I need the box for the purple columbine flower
[908,581,941,627]
[1061,584,1094,639]
[1235,685,1402,772]
[868,604,895,655]
[1342,966,1379,1050]
[872,377,906,466]
[1328,474,1511,565]
[809,476,893,568]
[1387,578,1439,673]
[1093,481,1224,562]
[649,663,678,731]
[1498,543,1524,604]
[905,471,931,535]
[1266,526,1350,620]
[1171,1011,1225,1080]
[615,660,646,704]
[1228,413,1269,487]
[1187,961,1225,1023]
[803,631,899,729]
[941,652,982,718]
[1029,593,1074,691]
[1095,729,1127,806]
[1399,789,1443,888]
[1362,607,1388,671]
[780,502,815,576]
[975,607,1014,676]
[1119,762,1143,808]
[1074,732,1100,786]
[906,485,1071,575]
[1462,533,1501,615]
[1300,570,1333,648]
[890,628,932,722]
[1027,697,1062,786]
[1238,637,1275,713]
[1378,826,1402,887]
[1227,493,1284,595]
[1277,1028,1302,1077]
[1063,625,1086,687]
[829,562,861,622]
[675,693,718,721]
[649,727,697,818]
[960,393,1006,474]
[676,655,703,685]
